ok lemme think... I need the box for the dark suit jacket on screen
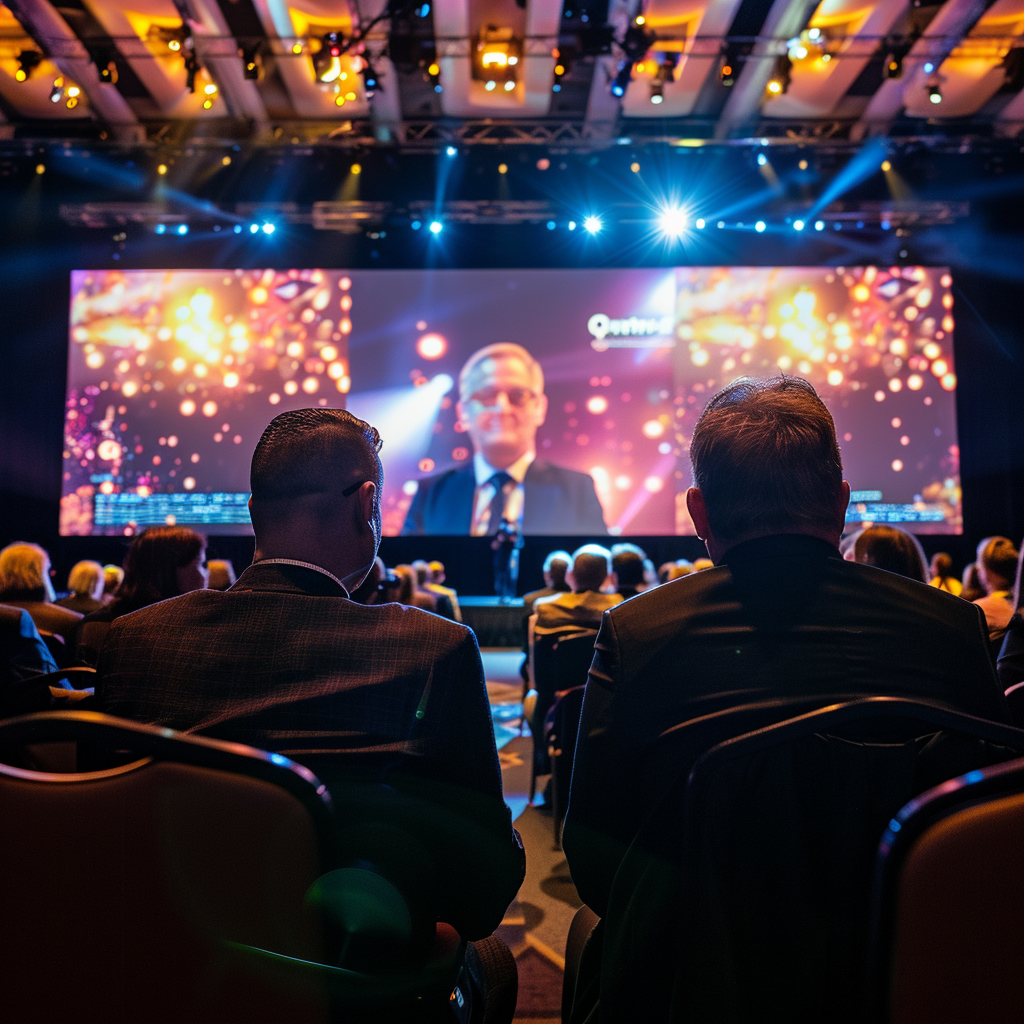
[401,459,608,536]
[563,533,1011,918]
[97,561,525,939]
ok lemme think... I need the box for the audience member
[523,550,571,617]
[658,560,693,584]
[839,529,862,560]
[611,543,649,600]
[691,557,714,572]
[853,525,929,583]
[55,560,106,615]
[929,551,962,595]
[962,562,985,603]
[101,564,124,603]
[97,408,524,942]
[412,559,455,619]
[76,526,208,665]
[393,564,438,612]
[974,536,1019,639]
[564,377,1009,936]
[206,558,236,591]
[530,545,621,638]
[425,560,462,622]
[349,555,386,605]
[997,541,1024,689]
[0,542,82,655]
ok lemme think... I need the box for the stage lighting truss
[15,50,42,82]
[474,25,521,86]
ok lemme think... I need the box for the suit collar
[719,534,841,566]
[231,561,349,598]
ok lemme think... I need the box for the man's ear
[358,481,377,527]
[533,392,549,428]
[837,480,852,532]
[686,487,711,542]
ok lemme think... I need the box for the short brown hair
[690,376,844,544]
[977,536,1019,592]
[854,526,928,584]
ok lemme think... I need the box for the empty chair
[867,754,1024,1024]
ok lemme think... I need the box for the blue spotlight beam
[806,138,888,221]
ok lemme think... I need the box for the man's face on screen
[458,355,548,469]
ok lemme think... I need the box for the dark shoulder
[527,460,595,487]
[418,465,473,493]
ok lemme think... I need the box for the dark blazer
[401,459,608,536]
[97,562,525,939]
[563,533,1011,917]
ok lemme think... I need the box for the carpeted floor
[484,649,582,1024]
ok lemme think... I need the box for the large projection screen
[62,267,961,537]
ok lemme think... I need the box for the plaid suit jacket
[97,561,524,938]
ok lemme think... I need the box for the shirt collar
[473,449,536,487]
[253,558,349,597]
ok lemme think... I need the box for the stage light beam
[657,207,688,238]
[583,215,602,234]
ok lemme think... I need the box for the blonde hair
[103,564,124,595]
[458,343,544,401]
[0,542,50,594]
[67,560,104,599]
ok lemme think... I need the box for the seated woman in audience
[997,542,1024,689]
[962,562,986,603]
[76,526,208,665]
[101,564,124,603]
[853,525,928,583]
[0,542,82,659]
[56,560,106,615]
[929,551,962,595]
[973,536,1019,641]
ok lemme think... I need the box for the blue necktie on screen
[486,472,513,535]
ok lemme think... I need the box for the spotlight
[695,218,705,229]
[923,62,934,74]
[650,81,663,103]
[233,224,242,233]
[793,219,805,231]
[583,215,602,234]
[262,222,275,235]
[881,159,892,172]
[176,224,189,235]
[446,146,457,157]
[885,53,903,79]
[314,33,345,83]
[427,62,442,92]
[754,220,766,233]
[411,220,421,230]
[429,220,443,234]
[153,24,189,53]
[657,206,687,238]
[546,220,556,230]
[94,49,118,84]
[757,152,767,166]
[765,55,791,96]
[474,25,520,85]
[928,83,942,104]
[719,58,737,86]
[361,63,379,96]
[241,43,263,81]
[15,50,42,82]
[155,224,166,234]
[49,78,65,103]
[552,51,571,92]
[814,220,824,231]
[610,61,632,98]
[504,80,515,91]
[250,223,260,233]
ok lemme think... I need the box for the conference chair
[1004,679,1024,727]
[0,711,507,1024]
[528,627,596,803]
[544,683,586,847]
[867,754,1024,1024]
[593,697,1024,1024]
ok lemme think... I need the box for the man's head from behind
[542,549,571,589]
[611,543,647,590]
[568,544,611,593]
[249,408,383,591]
[687,376,849,561]
[457,343,547,470]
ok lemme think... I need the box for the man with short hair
[564,376,1010,920]
[425,561,462,622]
[610,543,649,600]
[401,343,607,535]
[522,550,572,618]
[99,408,524,941]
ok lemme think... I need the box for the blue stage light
[657,206,687,238]
[814,220,824,231]
[262,222,275,235]
[546,220,556,230]
[233,224,242,233]
[755,220,766,233]
[249,223,259,234]
[695,218,705,229]
[568,220,577,231]
[154,224,166,235]
[757,153,767,166]
[411,220,422,230]
[176,223,188,235]
[793,219,805,231]
[429,220,443,234]
[881,220,891,230]
[583,215,602,234]
[446,146,457,157]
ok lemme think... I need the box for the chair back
[599,697,1024,1024]
[1004,680,1024,727]
[868,754,1024,1023]
[546,684,586,846]
[0,711,334,1024]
